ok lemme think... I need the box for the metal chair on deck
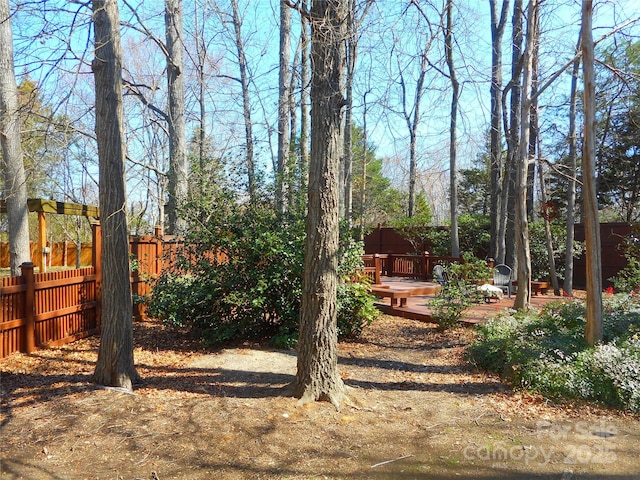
[493,264,513,298]
[433,264,449,287]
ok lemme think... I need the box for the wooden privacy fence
[1,263,99,359]
[0,241,93,270]
[0,226,181,359]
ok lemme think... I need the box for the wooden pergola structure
[0,198,99,273]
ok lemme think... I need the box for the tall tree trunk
[538,159,560,295]
[91,0,139,390]
[289,37,299,198]
[513,0,536,310]
[294,0,347,408]
[489,0,509,263]
[341,0,368,226]
[230,0,256,201]
[298,0,310,214]
[0,0,31,276]
[526,11,540,222]
[277,0,292,213]
[342,44,353,225]
[501,0,523,269]
[165,0,187,235]
[564,37,581,297]
[195,0,207,199]
[445,0,459,257]
[581,0,603,346]
[402,56,427,218]
[358,89,370,240]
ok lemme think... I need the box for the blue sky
[8,0,640,226]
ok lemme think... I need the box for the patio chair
[433,264,449,287]
[493,264,513,298]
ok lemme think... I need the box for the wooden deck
[372,277,565,325]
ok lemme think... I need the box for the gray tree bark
[501,0,523,269]
[564,37,581,297]
[298,0,310,213]
[513,0,536,310]
[230,0,256,200]
[294,0,348,408]
[165,0,188,235]
[277,0,292,214]
[489,0,509,263]
[445,0,459,258]
[91,0,139,390]
[0,0,31,276]
[581,0,603,346]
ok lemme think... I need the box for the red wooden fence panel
[0,264,99,358]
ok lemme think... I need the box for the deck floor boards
[373,276,564,325]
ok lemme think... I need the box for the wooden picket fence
[0,226,180,359]
[1,264,99,358]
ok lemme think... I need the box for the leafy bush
[458,214,491,259]
[429,281,476,330]
[429,254,491,330]
[610,224,640,293]
[528,219,584,282]
[468,295,640,411]
[419,215,491,258]
[147,200,377,348]
[389,193,433,253]
[449,252,493,283]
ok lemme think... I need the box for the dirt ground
[1,314,639,480]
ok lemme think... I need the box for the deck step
[370,287,412,307]
[374,303,481,325]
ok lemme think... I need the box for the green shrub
[449,252,493,283]
[429,281,478,330]
[147,200,377,348]
[528,219,584,282]
[468,295,640,411]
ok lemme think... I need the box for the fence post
[92,223,102,331]
[154,225,162,276]
[22,262,36,354]
[374,254,381,285]
[423,252,430,281]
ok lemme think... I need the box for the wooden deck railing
[362,253,462,283]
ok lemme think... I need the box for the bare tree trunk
[298,0,310,213]
[538,160,560,295]
[581,0,603,346]
[0,0,31,276]
[165,0,187,235]
[342,53,353,224]
[564,37,581,297]
[501,0,523,269]
[294,0,347,408]
[91,0,139,390]
[526,11,540,222]
[288,38,299,205]
[195,0,207,199]
[401,55,427,218]
[445,0,459,257]
[358,89,370,240]
[489,0,509,263]
[230,0,256,200]
[513,0,536,310]
[341,0,368,226]
[277,0,292,213]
